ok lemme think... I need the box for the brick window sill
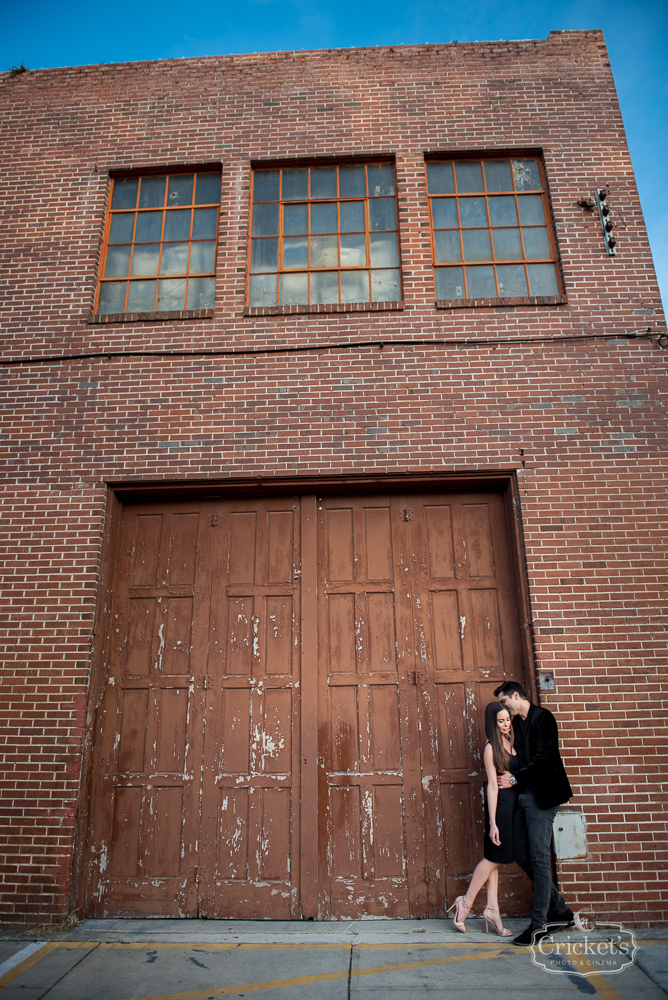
[89,309,214,324]
[244,301,404,317]
[436,294,568,310]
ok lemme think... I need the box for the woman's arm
[483,743,501,846]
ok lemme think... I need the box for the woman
[446,701,520,936]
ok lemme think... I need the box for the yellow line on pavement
[122,947,504,1000]
[95,939,502,952]
[566,953,628,1000]
[0,943,57,990]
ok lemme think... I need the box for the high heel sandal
[446,895,472,932]
[483,906,512,937]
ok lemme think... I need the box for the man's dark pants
[513,790,568,928]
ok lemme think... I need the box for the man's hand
[497,771,513,789]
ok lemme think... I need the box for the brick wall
[0,31,666,926]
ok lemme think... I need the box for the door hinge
[424,865,436,882]
[198,674,211,690]
[400,508,415,521]
[409,669,425,685]
[207,513,224,526]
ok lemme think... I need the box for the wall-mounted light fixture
[596,188,617,255]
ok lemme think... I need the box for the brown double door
[87,490,530,918]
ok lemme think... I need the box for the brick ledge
[89,309,214,324]
[436,294,568,309]
[244,301,404,317]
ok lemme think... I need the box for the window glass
[97,170,220,315]
[310,167,337,199]
[157,278,186,310]
[310,202,337,234]
[131,245,160,277]
[139,176,166,208]
[340,234,366,266]
[311,271,339,303]
[283,204,308,235]
[187,276,216,309]
[340,201,365,232]
[252,202,279,237]
[194,174,221,205]
[104,246,131,278]
[163,210,191,242]
[339,165,366,198]
[455,161,484,192]
[282,169,308,201]
[168,175,194,206]
[248,163,401,306]
[483,160,512,192]
[283,237,308,269]
[127,280,157,312]
[253,170,280,202]
[434,230,461,263]
[108,214,135,244]
[111,178,138,210]
[431,199,458,229]
[426,161,454,194]
[248,272,278,308]
[426,157,560,301]
[135,212,163,243]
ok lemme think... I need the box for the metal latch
[409,669,425,685]
[400,508,415,521]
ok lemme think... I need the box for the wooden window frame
[93,169,221,322]
[246,161,404,314]
[425,155,567,309]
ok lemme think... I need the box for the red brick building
[1,31,666,928]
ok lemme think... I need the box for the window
[248,163,402,308]
[426,157,561,303]
[96,171,221,316]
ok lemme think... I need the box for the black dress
[483,752,520,864]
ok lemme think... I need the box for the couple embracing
[448,681,576,945]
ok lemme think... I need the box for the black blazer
[513,704,572,809]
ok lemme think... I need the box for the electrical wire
[0,328,662,368]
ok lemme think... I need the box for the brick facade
[1,31,666,927]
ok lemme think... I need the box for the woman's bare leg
[462,859,500,908]
[485,865,500,910]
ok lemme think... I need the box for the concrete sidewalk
[1,918,666,1000]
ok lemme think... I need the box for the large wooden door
[88,487,530,918]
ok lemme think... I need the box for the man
[494,680,575,945]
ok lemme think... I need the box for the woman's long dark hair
[484,702,514,774]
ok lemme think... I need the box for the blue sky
[2,0,666,312]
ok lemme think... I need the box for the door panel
[410,492,531,915]
[199,498,301,919]
[88,503,211,916]
[316,495,424,918]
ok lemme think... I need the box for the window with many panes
[248,162,402,308]
[96,171,221,315]
[426,157,561,302]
